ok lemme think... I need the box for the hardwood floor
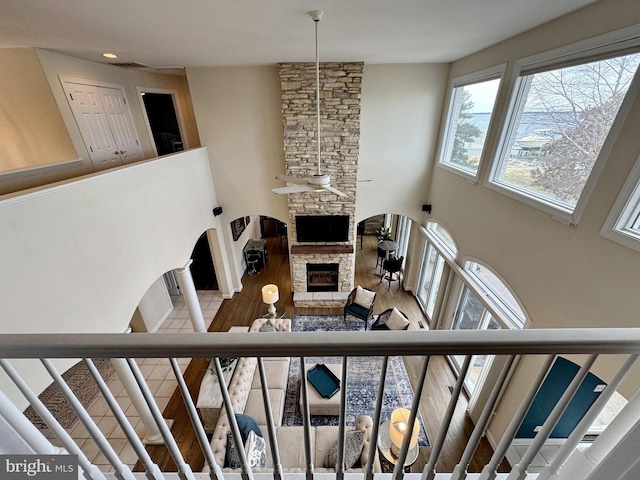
[139,234,508,473]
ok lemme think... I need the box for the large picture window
[489,42,640,221]
[438,69,502,179]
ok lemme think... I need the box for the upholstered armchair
[344,286,377,330]
[371,308,410,330]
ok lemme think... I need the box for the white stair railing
[0,328,639,480]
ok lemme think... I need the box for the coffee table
[300,363,342,416]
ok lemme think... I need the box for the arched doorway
[191,232,218,290]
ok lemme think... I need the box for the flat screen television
[296,215,350,243]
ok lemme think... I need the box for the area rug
[23,358,115,429]
[282,314,429,446]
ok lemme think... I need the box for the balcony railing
[1,328,640,480]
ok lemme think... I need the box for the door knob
[119,150,127,155]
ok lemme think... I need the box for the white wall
[186,64,450,289]
[0,148,224,407]
[186,66,290,291]
[186,66,289,223]
[132,276,173,333]
[426,0,640,444]
[357,63,449,223]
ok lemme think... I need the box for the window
[489,37,640,221]
[466,261,526,329]
[418,222,457,326]
[395,215,412,259]
[426,221,457,259]
[446,260,528,397]
[438,68,503,179]
[601,152,640,252]
[450,288,502,395]
[416,243,446,320]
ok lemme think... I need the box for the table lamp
[261,284,279,316]
[389,408,419,457]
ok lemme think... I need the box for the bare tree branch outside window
[500,54,640,207]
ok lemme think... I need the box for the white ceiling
[0,0,600,72]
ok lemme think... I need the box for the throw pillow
[225,431,241,468]
[324,429,365,469]
[386,308,410,330]
[244,430,267,468]
[235,413,262,442]
[353,286,375,309]
[258,320,276,332]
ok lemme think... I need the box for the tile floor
[46,290,222,472]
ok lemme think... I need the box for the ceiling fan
[272,11,348,198]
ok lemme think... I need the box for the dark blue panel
[516,357,606,439]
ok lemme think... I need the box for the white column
[110,358,164,444]
[174,260,207,333]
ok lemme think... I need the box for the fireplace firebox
[307,263,339,292]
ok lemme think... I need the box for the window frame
[417,221,459,329]
[485,25,640,226]
[600,151,640,252]
[436,64,506,183]
[463,259,527,330]
[442,259,529,403]
[395,215,411,259]
[416,240,446,321]
[425,220,458,261]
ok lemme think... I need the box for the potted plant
[207,357,237,380]
[376,227,392,242]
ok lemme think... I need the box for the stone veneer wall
[278,62,363,301]
[291,253,354,293]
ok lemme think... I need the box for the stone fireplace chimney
[278,62,363,307]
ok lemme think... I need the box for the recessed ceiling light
[102,52,118,59]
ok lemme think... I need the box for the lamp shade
[261,284,279,305]
[389,408,419,455]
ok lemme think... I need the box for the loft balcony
[2,149,640,480]
[0,326,639,480]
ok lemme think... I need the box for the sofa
[206,317,381,473]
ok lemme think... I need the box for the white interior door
[62,82,121,171]
[62,78,143,170]
[99,88,144,164]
